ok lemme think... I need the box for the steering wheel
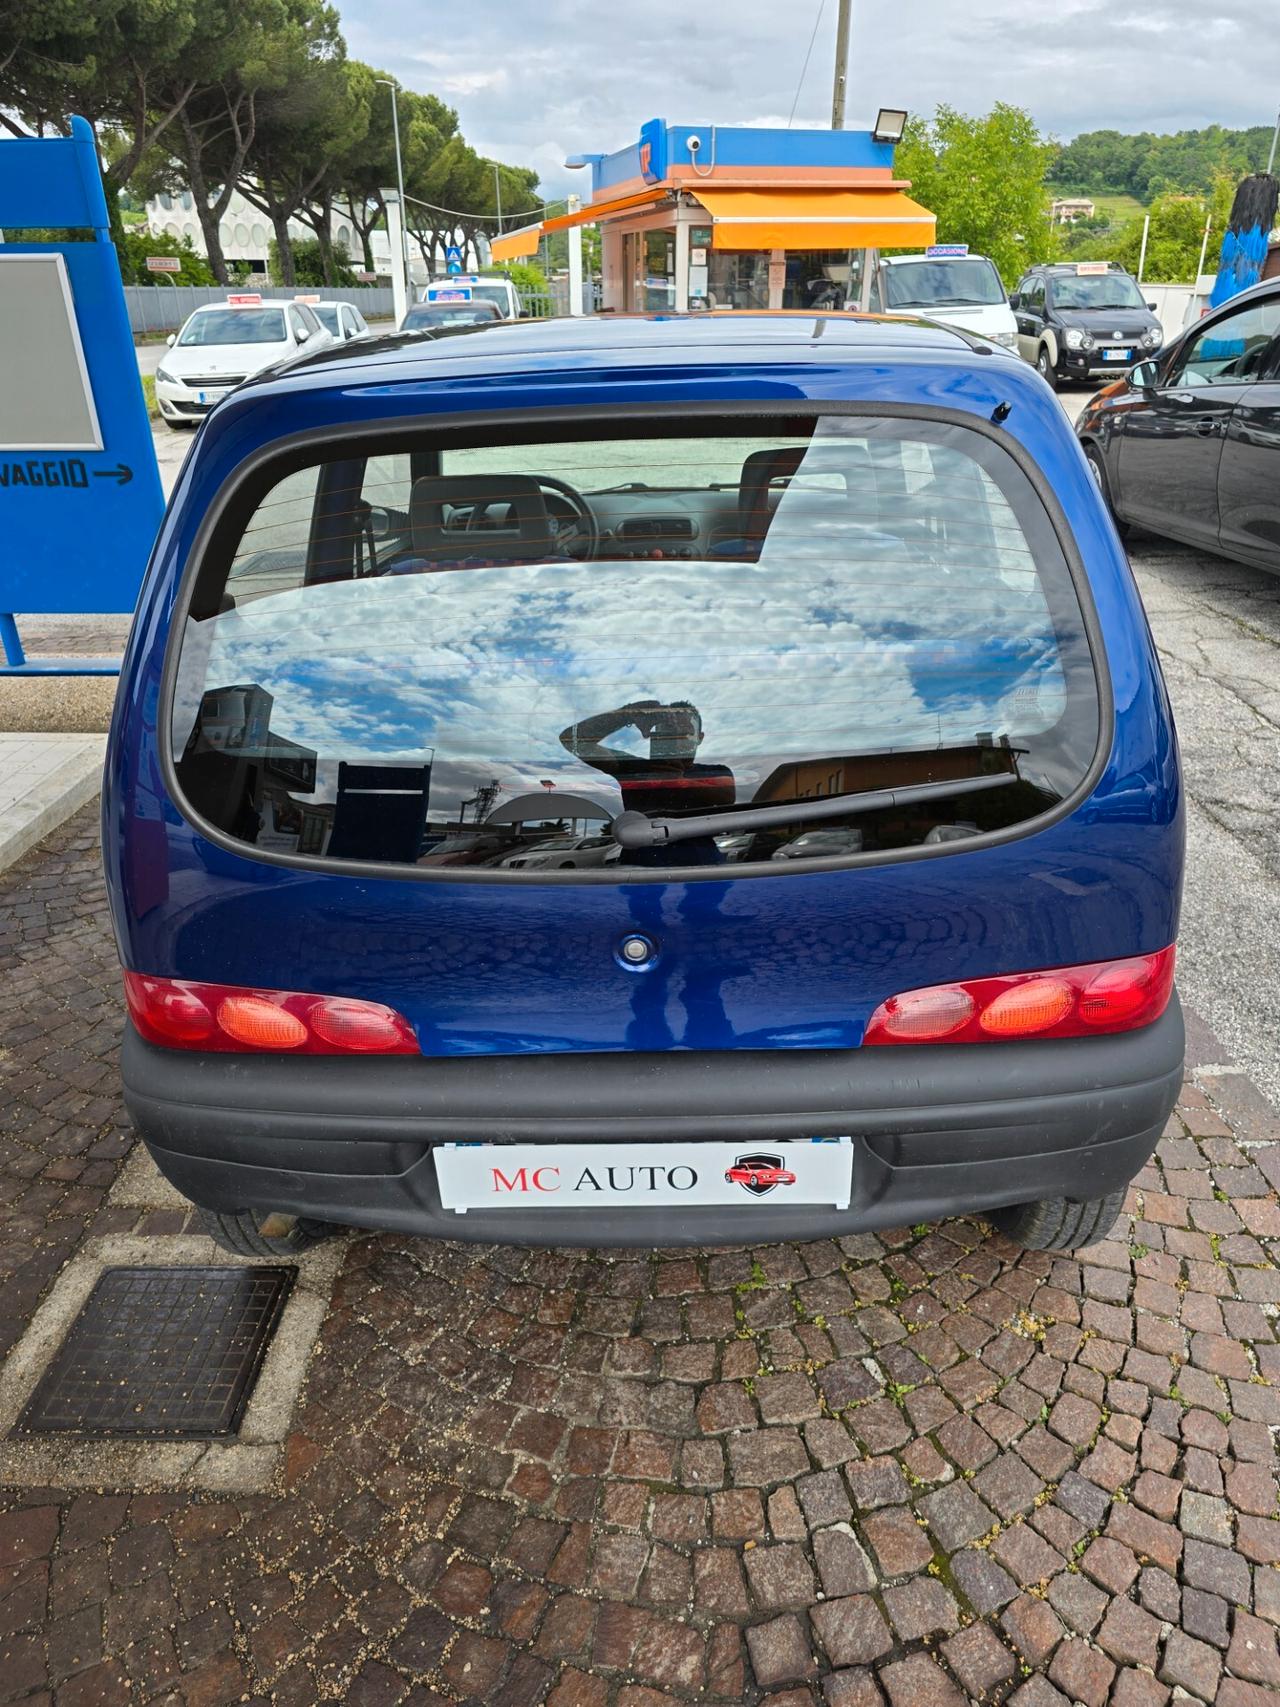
[533,475,598,559]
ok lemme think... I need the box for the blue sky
[338,0,1278,197]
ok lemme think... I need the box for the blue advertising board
[0,115,163,673]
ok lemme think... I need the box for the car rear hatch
[137,396,1175,1058]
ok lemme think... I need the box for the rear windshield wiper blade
[611,772,1018,850]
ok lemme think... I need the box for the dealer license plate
[435,1138,853,1213]
[1102,348,1132,362]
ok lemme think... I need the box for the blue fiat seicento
[104,313,1184,1257]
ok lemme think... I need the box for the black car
[400,300,504,332]
[1011,261,1164,389]
[1076,278,1280,573]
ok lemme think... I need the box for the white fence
[124,283,397,335]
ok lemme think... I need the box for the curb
[0,735,107,876]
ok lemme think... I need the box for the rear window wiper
[611,772,1018,849]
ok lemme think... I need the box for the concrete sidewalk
[0,733,107,874]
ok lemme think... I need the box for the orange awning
[542,186,668,231]
[694,187,935,250]
[490,223,542,263]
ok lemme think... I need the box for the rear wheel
[990,1187,1128,1252]
[1036,344,1059,391]
[197,1205,338,1258]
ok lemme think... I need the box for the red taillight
[863,946,1175,1046]
[123,973,419,1056]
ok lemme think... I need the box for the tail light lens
[124,973,419,1056]
[864,946,1175,1046]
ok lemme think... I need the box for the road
[11,384,1280,1105]
[135,340,168,377]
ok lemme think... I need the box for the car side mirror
[1008,293,1022,310]
[1147,300,1158,312]
[1129,358,1159,391]
[296,326,311,342]
[165,333,176,347]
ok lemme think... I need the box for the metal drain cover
[17,1266,294,1439]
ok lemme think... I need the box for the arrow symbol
[92,463,133,486]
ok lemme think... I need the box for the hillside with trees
[1049,124,1274,201]
[0,0,542,286]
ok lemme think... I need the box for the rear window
[170,415,1099,875]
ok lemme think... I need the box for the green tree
[1089,179,1236,283]
[119,225,215,283]
[159,0,295,282]
[895,103,1059,284]
[1050,124,1274,200]
[230,0,351,285]
[268,233,355,286]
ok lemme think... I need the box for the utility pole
[831,0,852,130]
[493,165,503,233]
[375,79,409,281]
[1268,105,1280,176]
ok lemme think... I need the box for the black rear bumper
[122,998,1184,1247]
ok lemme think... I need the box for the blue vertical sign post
[445,244,463,275]
[0,115,164,675]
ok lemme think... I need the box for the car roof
[185,301,286,314]
[882,252,993,264]
[1026,262,1130,275]
[240,310,987,396]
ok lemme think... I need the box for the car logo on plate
[724,1153,798,1197]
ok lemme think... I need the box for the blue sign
[926,244,970,258]
[638,118,668,185]
[445,242,463,276]
[0,116,163,674]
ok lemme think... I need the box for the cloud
[340,0,1277,195]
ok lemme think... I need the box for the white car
[498,834,620,870]
[421,275,522,319]
[309,300,371,343]
[154,297,332,429]
[870,252,1019,352]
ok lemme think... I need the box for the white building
[146,188,487,283]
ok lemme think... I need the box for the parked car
[422,274,522,319]
[869,249,1019,352]
[400,300,505,333]
[772,827,865,861]
[1076,277,1280,573]
[498,834,620,870]
[153,296,331,428]
[106,312,1183,1258]
[1010,261,1164,390]
[310,300,370,342]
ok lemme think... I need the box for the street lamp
[375,78,408,275]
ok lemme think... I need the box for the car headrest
[410,474,554,560]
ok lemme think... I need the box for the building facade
[493,118,934,312]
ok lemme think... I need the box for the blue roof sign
[926,244,970,258]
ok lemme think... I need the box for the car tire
[989,1187,1128,1252]
[1083,443,1130,539]
[1036,344,1059,391]
[196,1205,338,1258]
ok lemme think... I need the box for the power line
[788,0,827,128]
[401,190,548,223]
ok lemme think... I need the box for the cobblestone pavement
[3,818,1280,1707]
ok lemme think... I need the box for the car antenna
[990,400,1012,424]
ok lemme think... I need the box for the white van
[422,275,522,320]
[870,248,1019,352]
